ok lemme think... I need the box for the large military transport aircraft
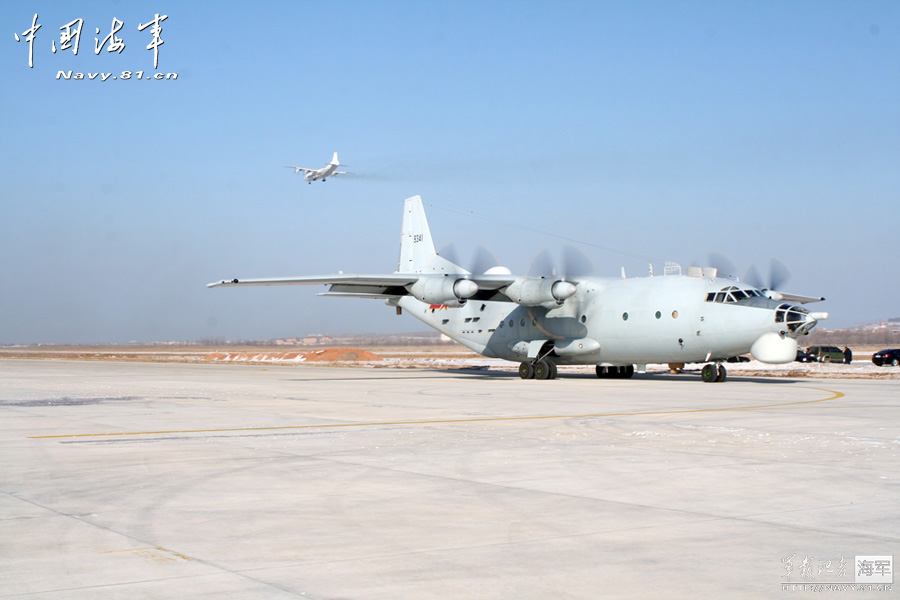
[284,152,353,183]
[209,196,828,381]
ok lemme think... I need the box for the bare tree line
[803,328,900,347]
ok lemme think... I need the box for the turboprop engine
[410,277,478,307]
[504,278,576,308]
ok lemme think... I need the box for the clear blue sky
[2,1,898,344]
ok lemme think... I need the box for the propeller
[438,242,502,274]
[527,247,556,278]
[707,252,739,280]
[562,245,596,279]
[527,245,595,280]
[743,258,792,295]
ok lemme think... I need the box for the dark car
[726,355,751,363]
[872,349,900,367]
[795,349,815,363]
[806,345,845,363]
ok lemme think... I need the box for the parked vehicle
[806,346,845,363]
[872,349,900,367]
[726,355,751,363]
[795,349,815,363]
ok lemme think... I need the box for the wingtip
[207,278,239,288]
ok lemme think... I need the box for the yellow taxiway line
[29,385,845,440]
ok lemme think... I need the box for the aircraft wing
[209,273,417,289]
[283,166,317,173]
[774,291,826,304]
[207,272,521,302]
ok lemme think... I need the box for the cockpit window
[705,285,762,303]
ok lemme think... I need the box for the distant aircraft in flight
[284,152,353,184]
[210,196,828,382]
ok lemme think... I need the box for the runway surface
[1,359,898,598]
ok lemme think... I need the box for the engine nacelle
[505,278,576,307]
[410,277,478,307]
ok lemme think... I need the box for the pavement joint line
[29,385,844,440]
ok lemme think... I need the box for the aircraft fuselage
[396,273,807,367]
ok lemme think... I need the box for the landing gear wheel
[715,364,727,382]
[519,362,535,379]
[534,360,551,380]
[701,363,718,383]
[548,361,558,380]
[595,365,609,378]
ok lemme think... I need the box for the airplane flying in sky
[284,152,353,183]
[209,196,828,382]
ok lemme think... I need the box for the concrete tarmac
[1,359,898,598]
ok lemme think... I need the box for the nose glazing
[775,303,817,335]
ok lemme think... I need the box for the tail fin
[397,196,461,273]
[329,152,340,166]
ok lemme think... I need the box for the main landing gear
[518,359,558,380]
[701,363,727,383]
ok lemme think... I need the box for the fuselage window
[520,319,526,327]
[622,312,629,321]
[706,292,715,302]
[731,290,749,301]
[672,310,679,319]
[714,292,726,303]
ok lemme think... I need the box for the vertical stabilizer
[330,152,340,166]
[397,196,460,273]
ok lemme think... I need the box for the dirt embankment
[205,348,382,363]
